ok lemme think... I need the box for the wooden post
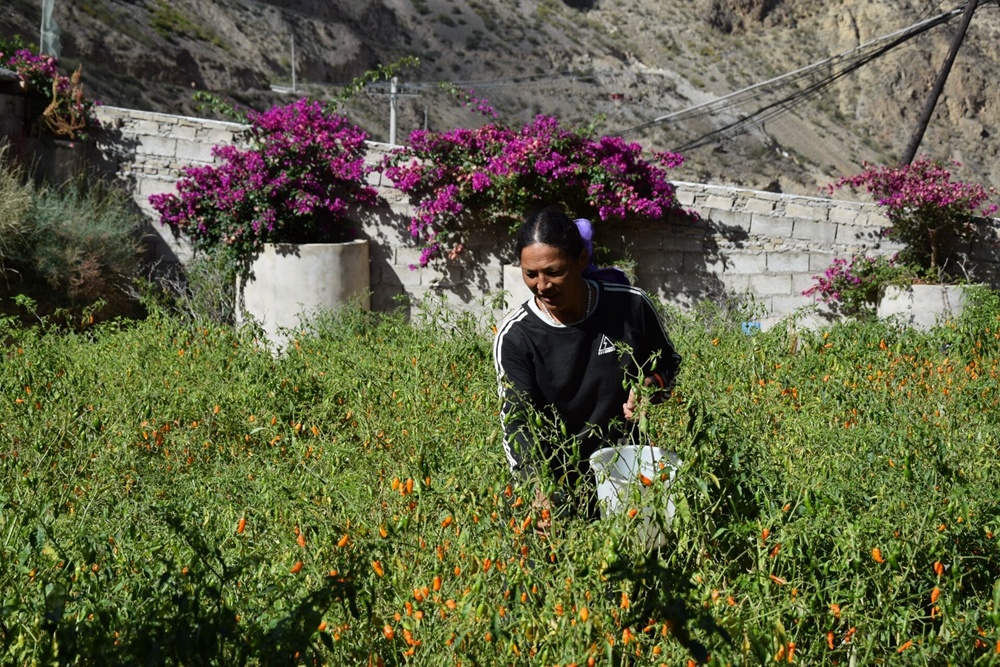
[900,0,979,164]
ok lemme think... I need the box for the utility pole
[291,35,297,93]
[389,77,398,146]
[40,0,60,57]
[368,79,418,145]
[900,0,979,164]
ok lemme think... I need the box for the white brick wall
[85,106,1000,328]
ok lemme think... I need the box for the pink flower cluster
[1,48,60,89]
[150,98,377,268]
[0,42,101,134]
[447,87,497,119]
[827,157,998,270]
[380,114,687,266]
[803,254,905,316]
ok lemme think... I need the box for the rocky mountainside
[3,0,999,196]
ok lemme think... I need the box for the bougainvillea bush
[149,98,377,274]
[827,158,998,274]
[379,112,688,266]
[803,254,916,318]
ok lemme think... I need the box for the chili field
[3,293,1000,666]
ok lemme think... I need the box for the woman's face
[520,242,589,318]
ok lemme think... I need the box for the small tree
[827,158,998,275]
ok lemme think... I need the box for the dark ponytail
[515,208,585,259]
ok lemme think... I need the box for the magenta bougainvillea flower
[379,112,689,266]
[150,98,377,271]
[827,158,998,272]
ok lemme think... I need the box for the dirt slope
[2,0,998,195]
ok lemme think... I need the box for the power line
[616,5,967,141]
[364,70,597,94]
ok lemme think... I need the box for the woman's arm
[623,293,682,420]
[493,324,544,481]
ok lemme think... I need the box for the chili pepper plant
[3,289,1000,665]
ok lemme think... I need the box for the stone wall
[91,106,1000,328]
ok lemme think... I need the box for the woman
[493,209,681,521]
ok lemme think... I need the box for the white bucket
[589,445,681,549]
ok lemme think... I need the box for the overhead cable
[617,5,967,139]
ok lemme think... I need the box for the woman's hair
[515,208,586,258]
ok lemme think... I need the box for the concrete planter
[877,284,969,330]
[239,240,370,348]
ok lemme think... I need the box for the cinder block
[708,208,753,231]
[705,194,736,211]
[719,273,752,293]
[792,272,819,294]
[478,266,504,291]
[132,119,161,135]
[792,220,838,242]
[138,177,177,199]
[422,263,464,288]
[199,129,239,147]
[829,206,862,225]
[392,264,422,288]
[837,224,882,244]
[809,253,838,272]
[662,233,705,253]
[683,253,724,275]
[864,210,891,227]
[139,135,177,158]
[674,189,697,207]
[769,294,815,318]
[750,215,793,237]
[394,246,424,267]
[722,252,768,274]
[171,123,199,140]
[174,138,214,164]
[745,197,777,214]
[766,252,810,273]
[786,202,829,221]
[634,250,685,274]
[667,272,720,294]
[749,274,793,295]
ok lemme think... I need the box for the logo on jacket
[598,334,616,356]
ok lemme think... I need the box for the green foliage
[329,57,420,111]
[151,0,225,48]
[192,91,249,123]
[26,180,143,308]
[135,254,239,325]
[3,295,1000,664]
[0,158,144,322]
[0,146,33,268]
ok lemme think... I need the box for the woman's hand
[623,377,657,421]
[623,388,640,421]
